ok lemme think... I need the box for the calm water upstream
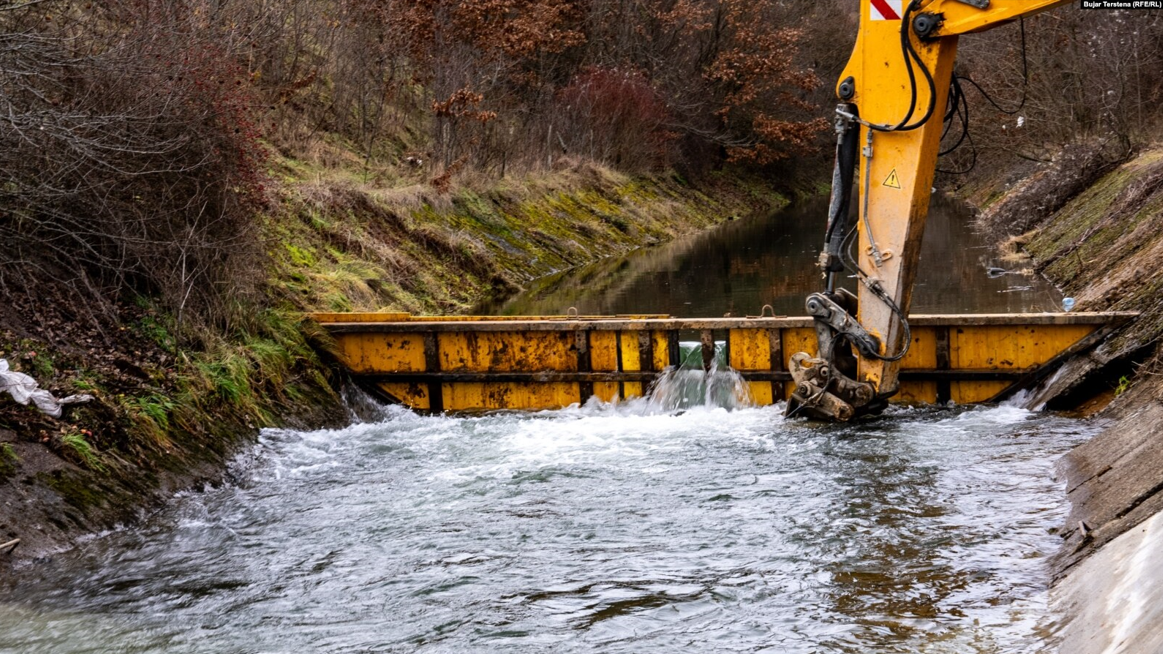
[0,196,1089,653]
[480,194,1062,317]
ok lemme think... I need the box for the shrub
[0,1,268,328]
[557,67,676,171]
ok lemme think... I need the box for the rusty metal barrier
[309,312,1136,413]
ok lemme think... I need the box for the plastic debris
[0,359,93,419]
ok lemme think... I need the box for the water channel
[479,193,1062,317]
[0,196,1088,653]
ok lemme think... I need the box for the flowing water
[0,196,1090,653]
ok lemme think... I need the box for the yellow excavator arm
[787,0,1076,421]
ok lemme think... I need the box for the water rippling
[0,393,1095,653]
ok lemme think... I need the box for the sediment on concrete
[1052,502,1163,654]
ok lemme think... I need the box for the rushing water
[0,399,1094,653]
[0,196,1088,653]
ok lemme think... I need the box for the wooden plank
[333,333,426,374]
[897,326,939,405]
[442,382,581,412]
[652,331,671,372]
[899,370,1025,380]
[729,329,770,370]
[355,369,1025,384]
[748,382,774,406]
[620,331,643,398]
[593,382,619,403]
[730,328,775,406]
[437,331,577,372]
[590,331,619,371]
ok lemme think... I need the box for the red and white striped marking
[870,0,903,20]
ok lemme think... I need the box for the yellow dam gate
[311,312,1135,413]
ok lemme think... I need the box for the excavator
[786,0,1078,421]
[310,0,1135,419]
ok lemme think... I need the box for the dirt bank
[0,160,787,565]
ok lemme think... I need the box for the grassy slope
[267,156,788,316]
[988,147,1163,355]
[0,144,788,560]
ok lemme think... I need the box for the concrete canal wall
[962,143,1163,652]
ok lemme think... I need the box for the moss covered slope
[267,160,786,315]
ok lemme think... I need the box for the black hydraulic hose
[936,17,1027,175]
[894,1,938,131]
[887,0,921,131]
[841,225,913,362]
[871,0,938,134]
[939,76,969,156]
[956,17,1029,116]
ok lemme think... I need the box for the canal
[0,196,1086,653]
[479,193,1062,317]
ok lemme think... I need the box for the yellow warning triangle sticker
[883,169,902,189]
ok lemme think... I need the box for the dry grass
[999,231,1037,264]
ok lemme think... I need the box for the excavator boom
[787,0,1076,420]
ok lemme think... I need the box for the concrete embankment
[1052,401,1163,654]
[963,143,1163,652]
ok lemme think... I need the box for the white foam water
[0,388,1098,654]
[641,341,753,412]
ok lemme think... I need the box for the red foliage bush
[557,67,676,170]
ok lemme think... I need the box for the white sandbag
[0,359,93,419]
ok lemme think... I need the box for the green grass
[30,352,55,379]
[137,315,177,353]
[1115,375,1132,397]
[136,394,175,429]
[285,243,318,267]
[0,443,18,480]
[62,432,105,473]
[159,307,331,434]
[194,352,255,406]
